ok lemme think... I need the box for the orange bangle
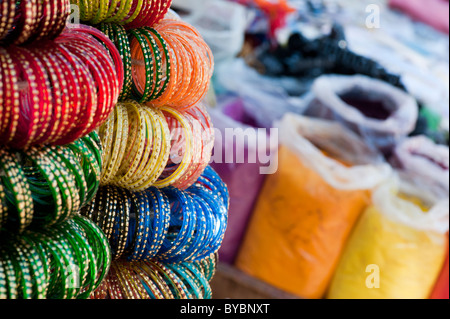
[126,18,214,111]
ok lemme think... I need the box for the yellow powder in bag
[235,145,371,299]
[327,205,447,299]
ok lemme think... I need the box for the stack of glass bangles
[90,253,217,299]
[97,18,214,110]
[71,0,172,27]
[0,215,111,299]
[0,24,123,148]
[81,166,229,263]
[0,0,70,45]
[0,132,102,233]
[98,101,214,191]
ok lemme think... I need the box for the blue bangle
[127,191,150,261]
[157,187,196,262]
[180,197,208,263]
[141,187,170,260]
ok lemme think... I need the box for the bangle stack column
[72,0,230,299]
[0,0,124,298]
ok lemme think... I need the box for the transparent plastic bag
[303,74,419,153]
[327,178,449,299]
[214,58,310,129]
[390,135,449,200]
[430,248,449,299]
[276,113,392,190]
[235,113,391,299]
[172,0,248,62]
[208,101,274,264]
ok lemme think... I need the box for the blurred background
[172,0,449,299]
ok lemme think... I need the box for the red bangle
[65,24,125,91]
[53,42,98,145]
[125,0,173,29]
[0,1,16,41]
[0,27,122,148]
[19,47,53,145]
[142,0,162,27]
[0,0,70,45]
[0,48,20,144]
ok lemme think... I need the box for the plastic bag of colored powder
[390,135,449,200]
[302,74,418,154]
[235,113,392,299]
[209,100,276,264]
[327,180,449,299]
[430,245,449,299]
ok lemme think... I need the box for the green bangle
[0,247,18,299]
[67,221,100,299]
[138,27,163,101]
[73,215,111,291]
[129,28,155,103]
[54,146,88,209]
[144,27,171,100]
[0,149,34,233]
[0,257,7,299]
[22,236,50,298]
[46,148,79,224]
[16,238,47,299]
[112,24,133,100]
[5,242,32,299]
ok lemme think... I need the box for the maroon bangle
[27,0,51,42]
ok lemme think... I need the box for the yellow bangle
[91,0,109,24]
[116,101,145,187]
[101,103,129,184]
[126,107,164,190]
[99,105,116,183]
[124,104,154,189]
[153,106,193,189]
[111,104,130,181]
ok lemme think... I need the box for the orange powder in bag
[235,145,371,299]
